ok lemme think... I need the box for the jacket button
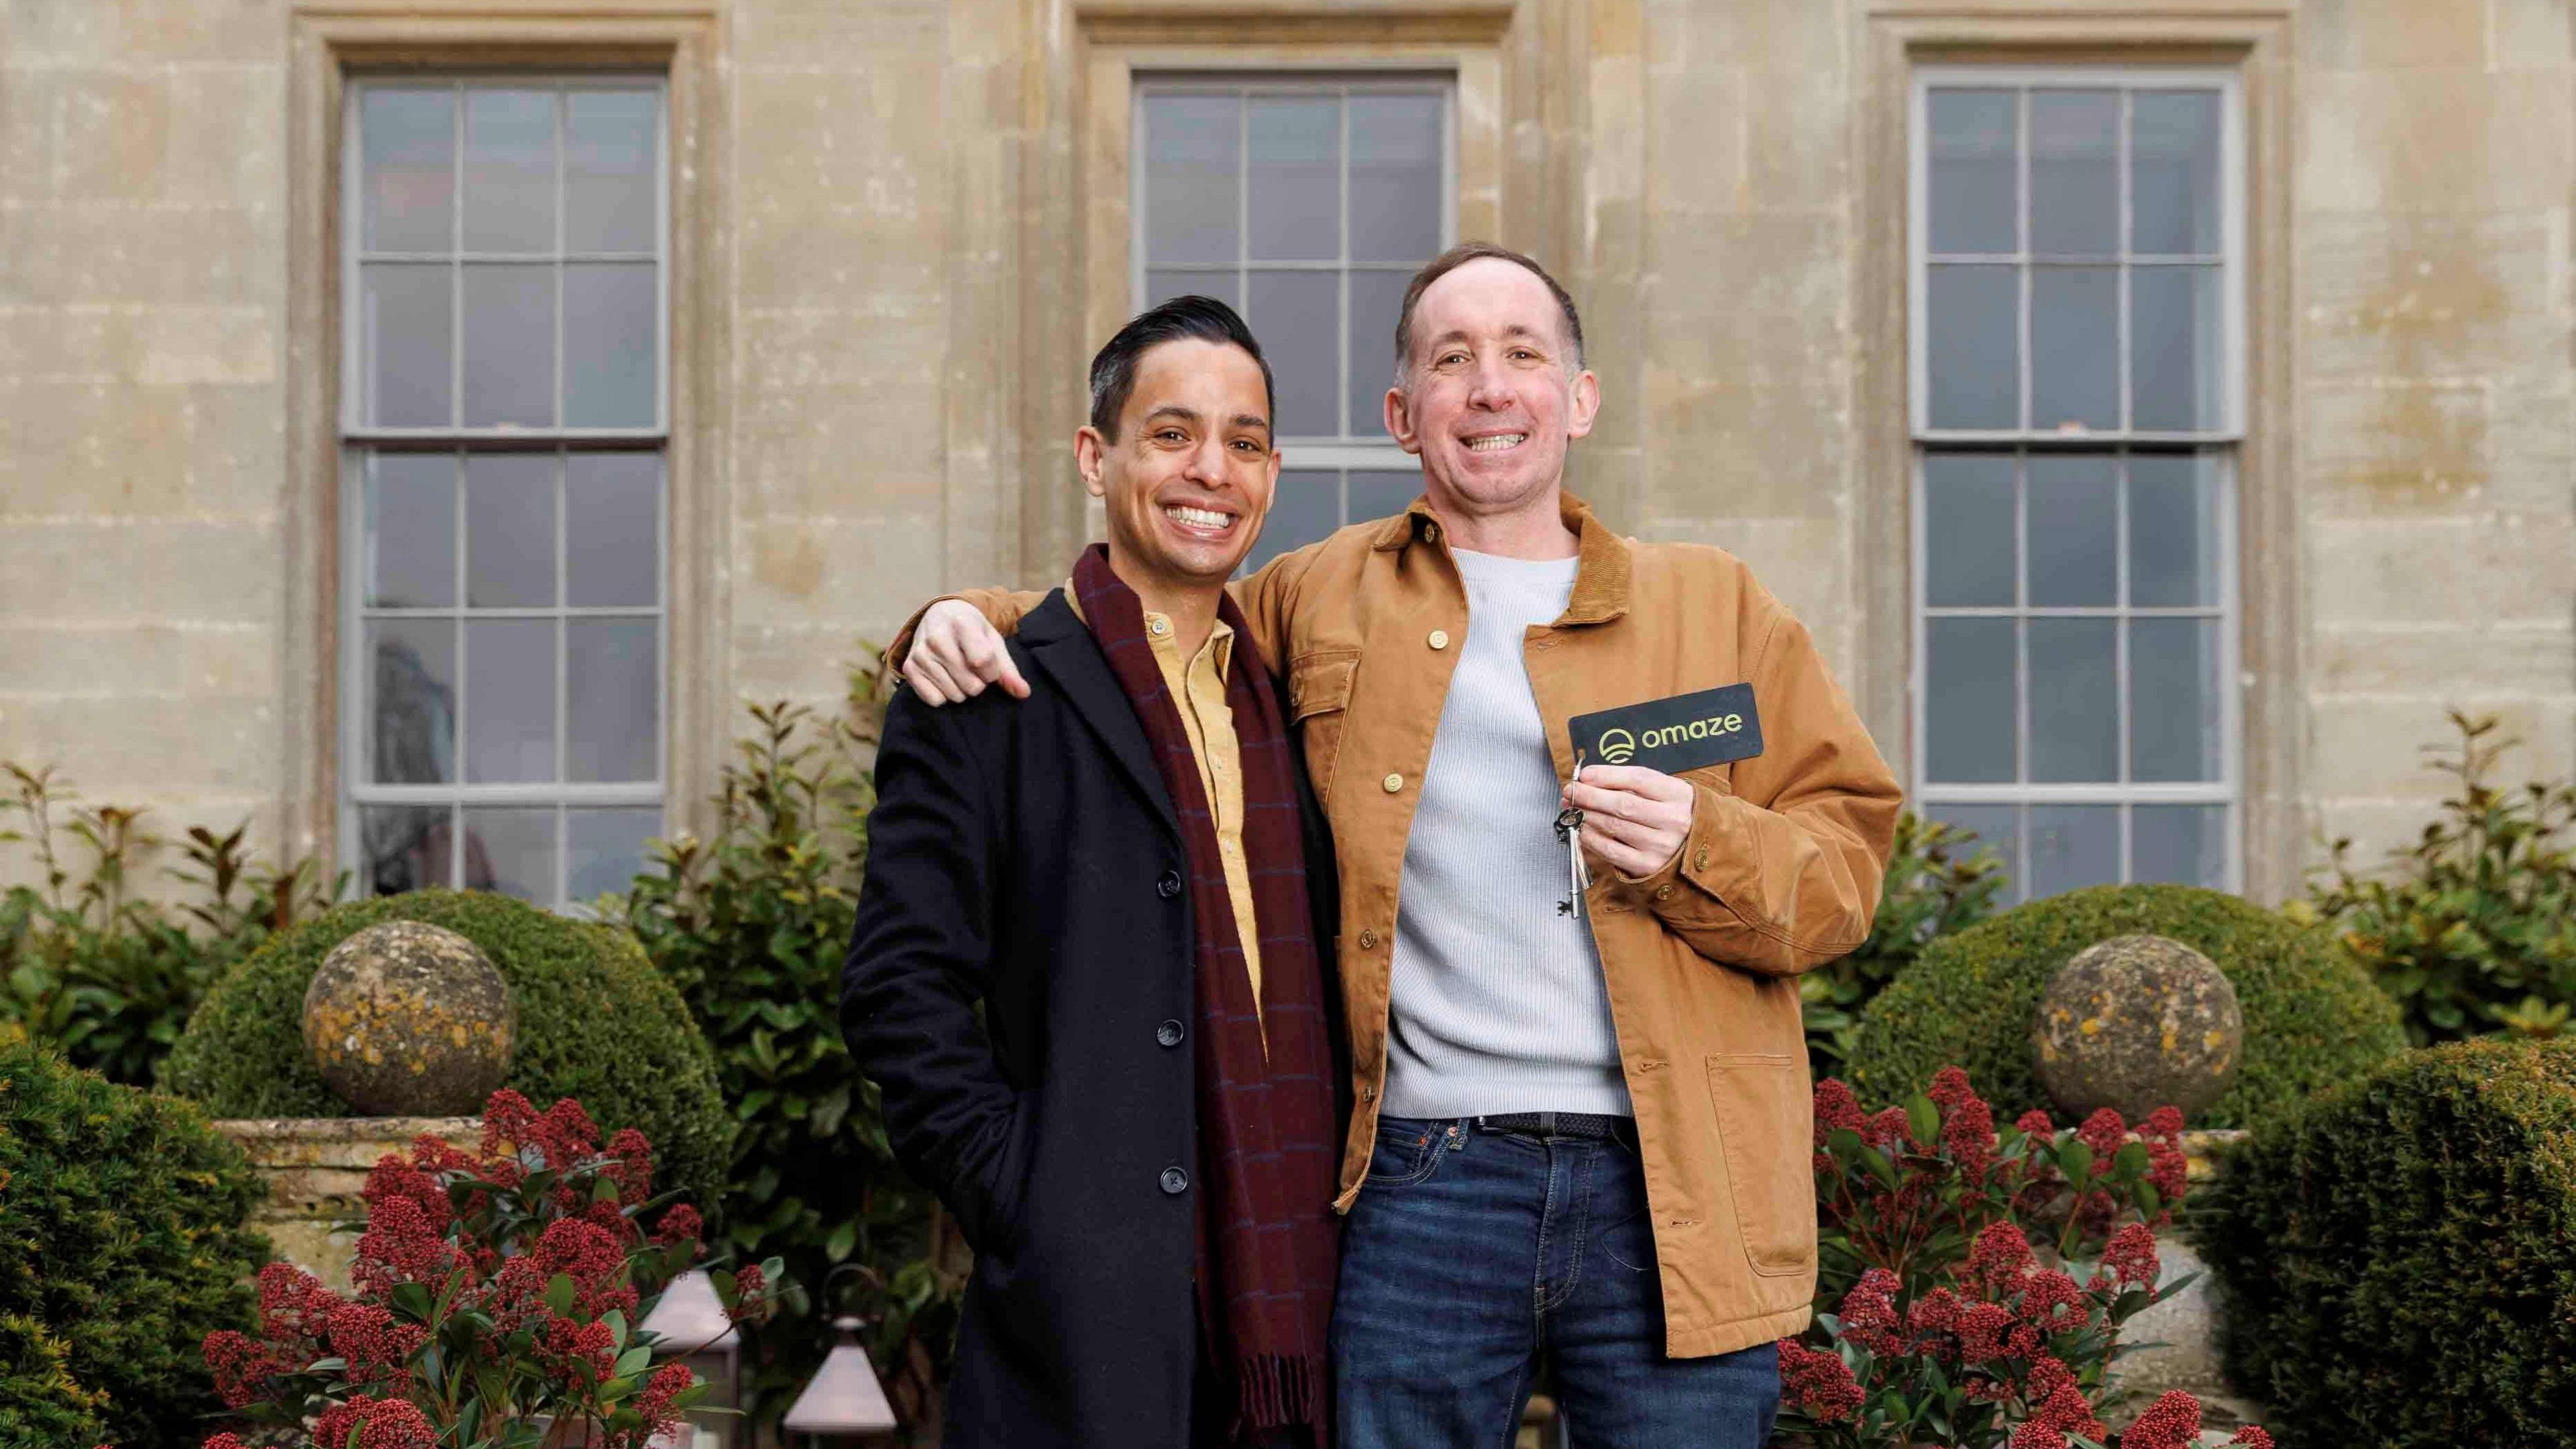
[1157,869,1183,898]
[1382,773,1403,793]
[1356,928,1379,949]
[1693,847,1709,871]
[1428,629,1450,650]
[1654,883,1676,902]
[1156,1018,1185,1048]
[1160,1167,1190,1195]
[1361,1085,1378,1103]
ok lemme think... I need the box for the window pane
[1247,95,1339,262]
[464,617,555,783]
[2026,453,2116,607]
[1927,804,2021,903]
[1348,93,1443,262]
[461,806,554,902]
[463,89,555,254]
[2029,617,2118,782]
[369,618,456,785]
[360,804,453,895]
[367,452,455,608]
[1144,268,1238,313]
[362,89,455,254]
[362,263,453,427]
[1348,468,1418,523]
[2129,452,2222,606]
[568,807,661,904]
[1248,468,1336,572]
[461,264,556,428]
[2028,91,2118,258]
[1928,89,2017,256]
[2132,91,2221,256]
[1142,94,1240,266]
[2131,264,2222,430]
[2030,267,2119,433]
[1927,617,2017,783]
[2134,804,2226,888]
[1246,270,1339,436]
[1925,264,2019,429]
[465,453,555,608]
[2131,616,2222,783]
[567,619,658,784]
[1923,452,2017,608]
[1348,268,1411,439]
[566,90,656,254]
[2027,804,2119,898]
[566,453,661,607]
[564,262,657,427]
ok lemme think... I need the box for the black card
[1568,684,1764,775]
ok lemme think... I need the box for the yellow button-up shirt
[1064,586,1263,1014]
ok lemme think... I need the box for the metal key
[1556,759,1592,918]
[1554,804,1591,917]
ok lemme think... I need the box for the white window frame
[1130,72,1455,492]
[335,74,672,909]
[1907,66,2246,896]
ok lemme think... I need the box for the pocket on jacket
[1703,1053,1815,1278]
[1289,651,1358,802]
[965,1088,1042,1258]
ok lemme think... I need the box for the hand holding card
[1560,764,1697,880]
[1560,684,1765,881]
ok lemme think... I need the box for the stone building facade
[2,0,2569,910]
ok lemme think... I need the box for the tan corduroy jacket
[906,494,1902,1356]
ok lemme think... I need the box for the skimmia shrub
[1778,1069,2269,1449]
[197,1088,777,1449]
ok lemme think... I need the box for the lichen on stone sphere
[301,919,516,1116]
[2031,932,2243,1124]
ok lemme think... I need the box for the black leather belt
[1475,1111,1631,1140]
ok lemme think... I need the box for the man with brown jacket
[895,244,1902,1448]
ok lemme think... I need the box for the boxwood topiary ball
[162,888,729,1214]
[302,920,516,1116]
[1846,883,2406,1130]
[2032,933,2243,1122]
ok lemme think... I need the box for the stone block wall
[1,0,2569,898]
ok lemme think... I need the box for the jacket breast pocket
[1703,1053,1815,1278]
[1288,650,1358,803]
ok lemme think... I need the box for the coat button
[1361,1085,1378,1103]
[1160,1167,1190,1195]
[1654,883,1676,902]
[1157,1019,1185,1048]
[1357,928,1379,949]
[1693,846,1709,871]
[1382,773,1403,793]
[1428,629,1450,650]
[1157,869,1183,898]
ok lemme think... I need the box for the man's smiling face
[1082,336,1280,590]
[1387,256,1599,521]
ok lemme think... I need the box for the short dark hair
[1391,241,1585,385]
[1087,294,1276,441]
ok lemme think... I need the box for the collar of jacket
[1367,488,1631,626]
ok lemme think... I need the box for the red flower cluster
[197,1089,711,1449]
[2097,1221,2161,1291]
[1776,1336,1866,1424]
[2005,1356,2106,1449]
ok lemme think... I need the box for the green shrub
[611,665,961,1434]
[2294,710,2576,1045]
[0,1040,268,1449]
[2200,1037,2576,1448]
[1,763,337,1087]
[160,888,729,1210]
[1845,883,2406,1130]
[0,1313,109,1446]
[1800,812,2008,1078]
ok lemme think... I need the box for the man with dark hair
[896,245,1902,1447]
[842,295,1343,1449]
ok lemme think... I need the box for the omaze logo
[1642,712,1746,750]
[1597,728,1637,763]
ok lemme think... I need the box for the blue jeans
[1331,1116,1781,1449]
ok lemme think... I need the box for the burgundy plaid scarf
[1071,546,1337,1446]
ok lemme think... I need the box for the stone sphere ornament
[2032,933,2243,1124]
[302,920,516,1116]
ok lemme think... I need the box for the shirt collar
[1370,489,1631,625]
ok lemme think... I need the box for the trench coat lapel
[1020,592,1182,842]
